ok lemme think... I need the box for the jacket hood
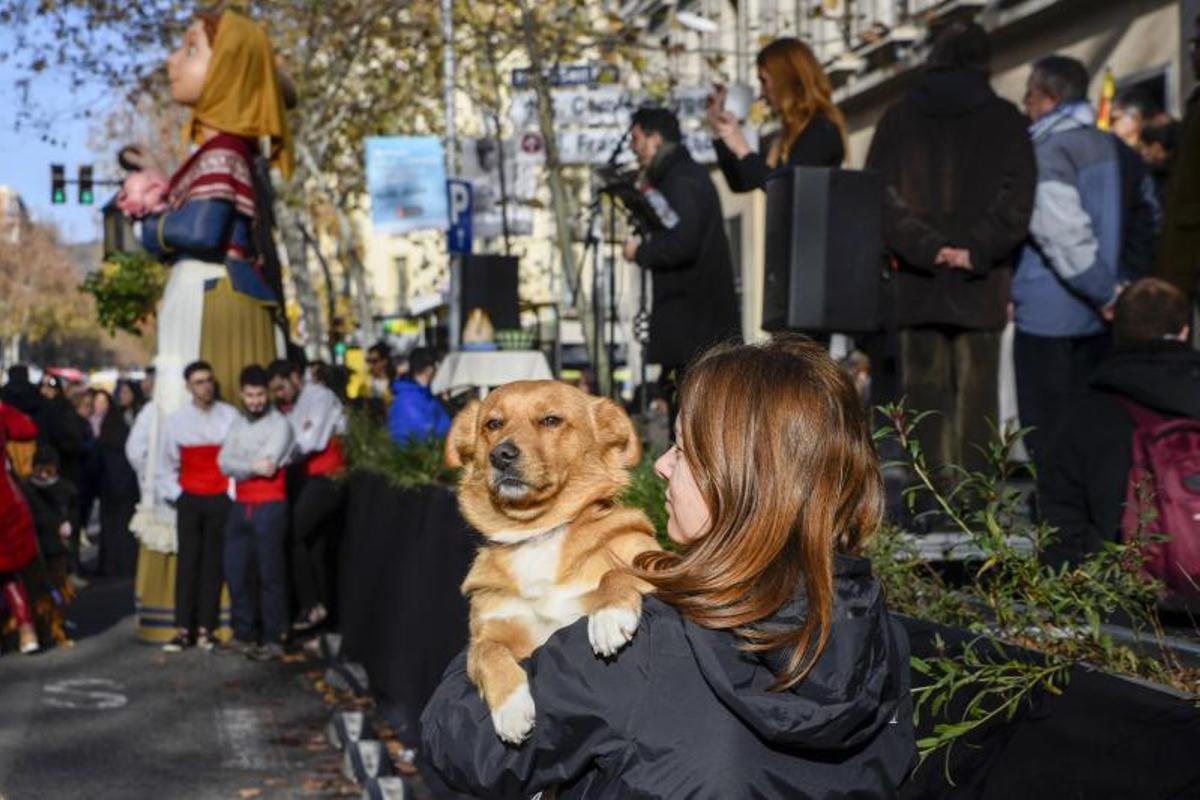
[908,68,994,117]
[1090,342,1200,419]
[1029,100,1095,141]
[680,554,906,751]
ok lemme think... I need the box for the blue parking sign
[446,180,473,255]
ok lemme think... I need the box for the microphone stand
[589,123,634,400]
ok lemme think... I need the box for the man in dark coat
[865,22,1036,476]
[623,107,741,395]
[1040,278,1200,569]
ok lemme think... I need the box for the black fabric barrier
[338,475,1200,797]
[338,473,478,742]
[900,616,1200,799]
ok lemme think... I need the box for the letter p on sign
[446,179,473,256]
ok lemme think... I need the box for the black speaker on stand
[762,166,884,334]
[461,254,520,331]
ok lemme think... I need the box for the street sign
[510,62,619,89]
[446,179,473,256]
[364,136,448,234]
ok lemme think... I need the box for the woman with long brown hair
[421,338,915,798]
[708,37,847,192]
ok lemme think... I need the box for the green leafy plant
[621,454,671,549]
[342,409,457,488]
[78,250,166,336]
[869,402,1199,778]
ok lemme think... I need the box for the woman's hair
[634,337,883,690]
[756,38,847,165]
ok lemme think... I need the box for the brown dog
[446,380,660,744]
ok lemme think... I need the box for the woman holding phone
[708,37,846,191]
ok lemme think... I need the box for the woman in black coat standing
[707,37,846,190]
[97,380,144,578]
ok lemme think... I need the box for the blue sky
[0,26,135,244]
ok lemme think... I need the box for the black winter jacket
[21,476,77,559]
[634,145,741,367]
[421,555,916,799]
[1040,341,1200,569]
[866,69,1036,330]
[0,379,43,419]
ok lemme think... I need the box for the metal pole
[443,0,462,351]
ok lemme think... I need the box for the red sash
[236,473,287,504]
[304,436,346,477]
[179,445,228,496]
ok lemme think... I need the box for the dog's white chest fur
[483,523,589,647]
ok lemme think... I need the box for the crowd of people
[624,19,1200,584]
[130,358,348,657]
[0,366,151,654]
[0,356,351,658]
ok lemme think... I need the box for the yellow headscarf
[186,11,294,179]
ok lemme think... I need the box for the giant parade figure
[123,9,292,643]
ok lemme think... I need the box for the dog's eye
[485,418,504,431]
[540,415,563,428]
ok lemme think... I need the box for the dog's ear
[445,400,481,469]
[590,397,642,469]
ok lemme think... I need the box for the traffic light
[51,164,66,204]
[78,165,94,205]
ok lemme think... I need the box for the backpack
[1118,398,1200,596]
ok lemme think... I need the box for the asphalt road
[0,578,352,800]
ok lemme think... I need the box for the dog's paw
[588,605,640,657]
[491,681,536,744]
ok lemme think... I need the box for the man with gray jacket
[1014,55,1158,463]
[218,365,294,659]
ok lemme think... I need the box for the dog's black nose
[489,440,521,470]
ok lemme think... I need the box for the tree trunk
[332,206,377,346]
[296,142,378,347]
[280,204,326,359]
[516,0,610,394]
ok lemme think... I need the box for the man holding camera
[623,107,741,401]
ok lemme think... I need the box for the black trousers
[175,492,231,633]
[290,475,344,617]
[901,327,1001,478]
[1014,330,1110,467]
[98,496,138,578]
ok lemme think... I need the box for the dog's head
[446,380,642,537]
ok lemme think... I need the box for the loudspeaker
[461,254,519,330]
[762,167,883,333]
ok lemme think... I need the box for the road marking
[216,707,287,771]
[42,678,128,710]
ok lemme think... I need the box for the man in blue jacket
[1014,55,1158,463]
[387,347,451,444]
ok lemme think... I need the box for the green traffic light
[80,191,93,205]
[52,190,66,204]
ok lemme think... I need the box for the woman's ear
[590,397,642,469]
[445,400,481,469]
